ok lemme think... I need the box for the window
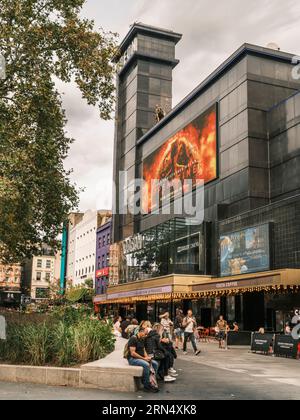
[45,273,51,282]
[107,233,110,245]
[46,260,51,269]
[37,259,42,268]
[36,272,42,281]
[103,235,106,246]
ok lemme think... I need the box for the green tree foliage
[0,0,118,262]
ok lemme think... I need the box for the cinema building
[94,23,300,332]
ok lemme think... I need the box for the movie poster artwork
[142,104,217,212]
[220,224,271,277]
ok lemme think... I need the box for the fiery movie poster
[143,104,217,212]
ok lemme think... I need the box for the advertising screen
[220,224,270,277]
[142,104,217,212]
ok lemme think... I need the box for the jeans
[128,358,158,387]
[183,332,198,352]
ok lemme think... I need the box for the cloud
[62,0,300,213]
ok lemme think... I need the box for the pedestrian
[145,323,176,383]
[113,316,122,337]
[159,312,173,339]
[182,310,201,355]
[127,327,159,393]
[232,322,239,332]
[174,309,184,350]
[216,315,228,349]
[125,318,139,337]
[284,322,291,335]
[121,316,131,339]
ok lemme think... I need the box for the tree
[0,0,118,262]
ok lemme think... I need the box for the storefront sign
[96,267,109,278]
[220,224,271,277]
[108,285,172,301]
[177,240,199,254]
[94,295,108,303]
[274,335,299,359]
[251,333,274,353]
[193,275,278,293]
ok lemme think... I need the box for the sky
[62,0,300,212]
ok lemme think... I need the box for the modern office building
[95,219,112,296]
[112,23,182,243]
[97,23,300,331]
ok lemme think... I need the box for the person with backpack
[126,327,159,393]
[182,310,201,355]
[174,308,184,350]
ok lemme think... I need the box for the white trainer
[168,368,177,374]
[164,375,176,382]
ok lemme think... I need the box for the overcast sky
[62,0,300,212]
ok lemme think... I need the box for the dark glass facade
[107,25,300,330]
[112,24,182,243]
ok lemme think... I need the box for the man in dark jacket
[145,327,177,383]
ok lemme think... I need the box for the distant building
[65,212,84,285]
[95,219,112,295]
[66,210,111,287]
[0,263,22,306]
[23,245,61,300]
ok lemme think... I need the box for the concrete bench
[0,337,143,393]
[81,337,143,392]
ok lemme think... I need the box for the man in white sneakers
[182,310,201,356]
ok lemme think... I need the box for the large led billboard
[142,104,217,212]
[220,224,271,277]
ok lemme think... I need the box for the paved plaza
[0,342,299,400]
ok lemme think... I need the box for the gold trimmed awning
[94,269,300,305]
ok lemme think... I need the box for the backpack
[123,342,129,359]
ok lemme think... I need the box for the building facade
[23,246,61,300]
[95,23,300,332]
[0,263,22,306]
[65,212,84,285]
[95,219,112,295]
[112,23,182,243]
[67,210,111,287]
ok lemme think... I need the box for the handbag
[153,349,165,360]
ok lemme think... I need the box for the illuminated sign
[143,104,217,212]
[96,267,109,278]
[220,224,271,277]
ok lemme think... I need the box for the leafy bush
[0,307,115,367]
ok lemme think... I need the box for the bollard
[0,315,6,340]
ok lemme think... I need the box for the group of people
[110,310,240,393]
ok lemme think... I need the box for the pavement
[0,341,300,400]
